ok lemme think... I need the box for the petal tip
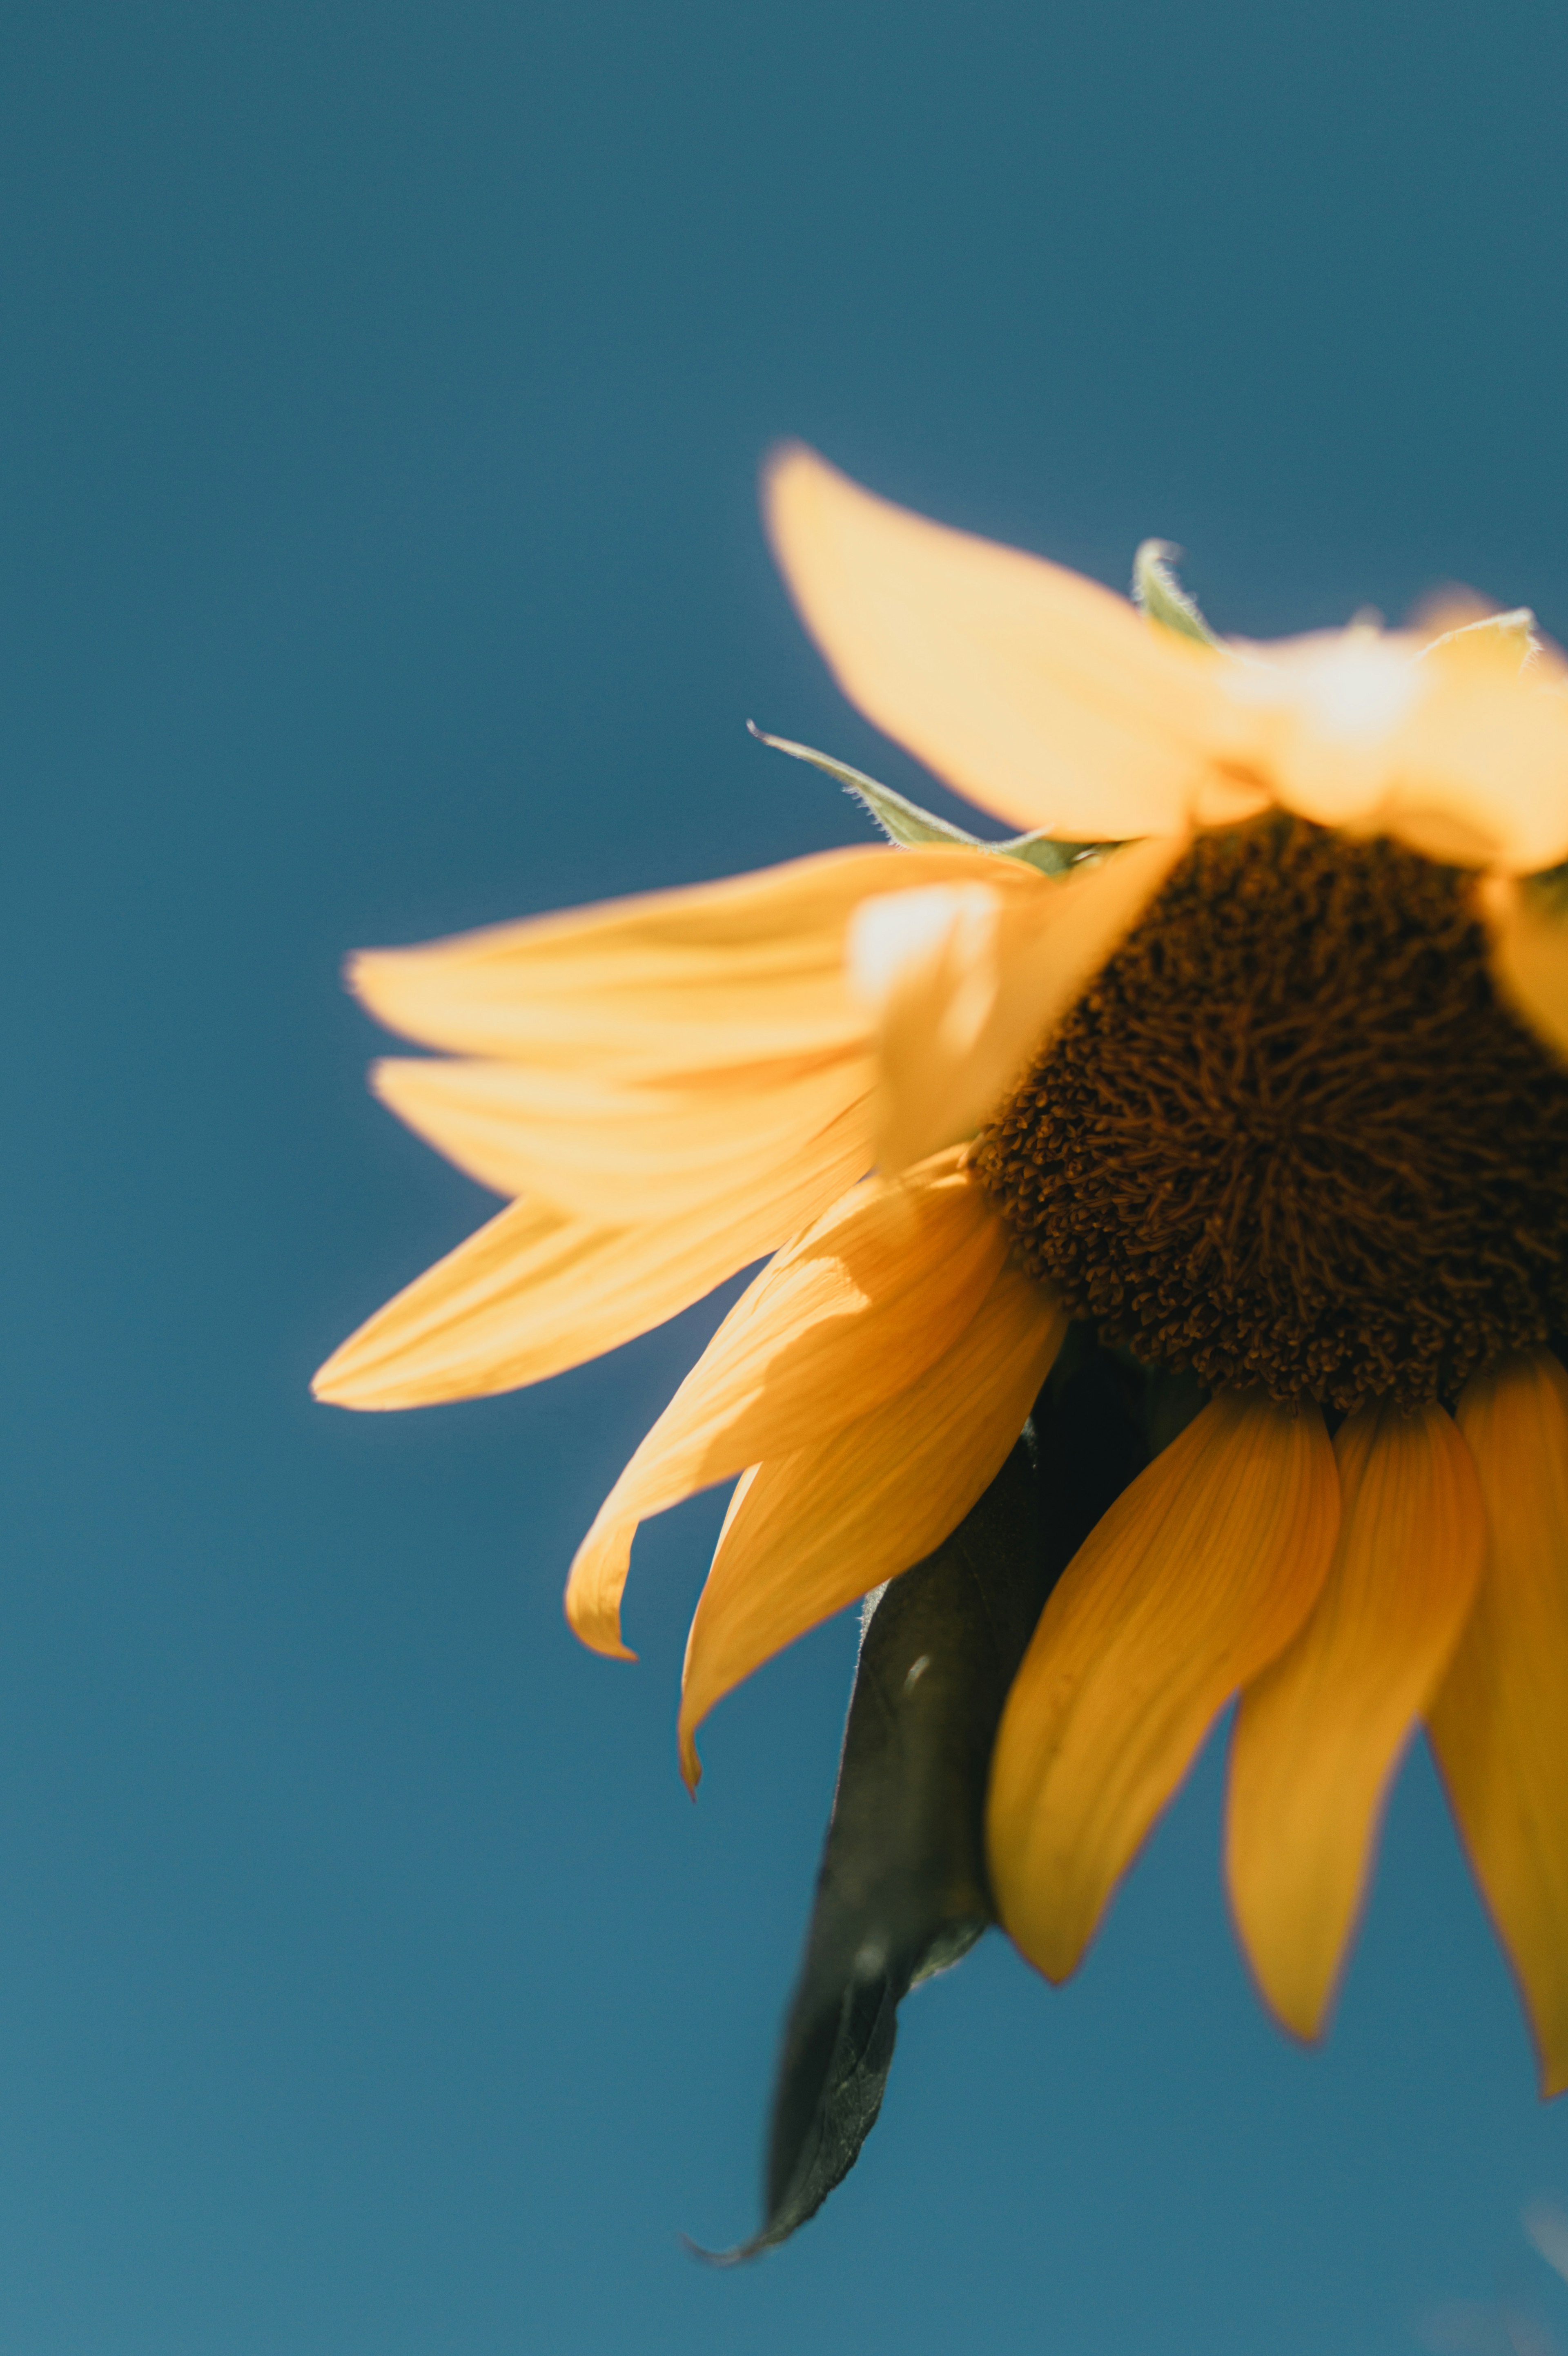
[562,1589,637,1664]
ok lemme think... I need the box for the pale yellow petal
[372,1047,873,1220]
[987,1392,1340,1985]
[1226,1399,1484,2040]
[850,834,1189,1170]
[1429,1351,1568,2095]
[1479,874,1568,1067]
[350,843,1033,1070]
[676,1261,1067,1784]
[1386,631,1568,872]
[762,444,1233,841]
[1225,621,1568,872]
[310,1098,872,1415]
[566,1153,1009,1655]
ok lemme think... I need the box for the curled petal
[677,1263,1066,1786]
[1430,1351,1568,2095]
[763,444,1231,841]
[1226,1399,1484,2040]
[311,1098,873,1414]
[566,1154,1009,1656]
[987,1392,1340,1986]
[850,835,1189,1171]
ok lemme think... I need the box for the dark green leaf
[697,1435,1051,2262]
[691,1332,1190,2262]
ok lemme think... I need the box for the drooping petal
[311,1098,873,1412]
[762,444,1234,841]
[1225,1399,1484,2040]
[987,1392,1340,1985]
[372,1047,874,1221]
[350,842,1035,1071]
[849,834,1189,1170]
[1429,1351,1568,2095]
[677,1262,1067,1785]
[1479,874,1568,1067]
[566,1153,1009,1655]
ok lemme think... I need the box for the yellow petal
[1429,1351,1568,2095]
[987,1392,1340,1985]
[1227,620,1568,873]
[762,444,1233,841]
[566,1153,1009,1655]
[350,843,1030,1070]
[1479,874,1568,1067]
[311,1098,872,1413]
[850,834,1189,1170]
[676,1261,1066,1784]
[1225,1399,1484,2040]
[372,1047,874,1221]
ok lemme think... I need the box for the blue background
[4,1,1568,2347]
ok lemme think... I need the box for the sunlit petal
[372,1047,873,1220]
[566,1152,1009,1655]
[987,1392,1340,1985]
[763,444,1232,841]
[311,1098,873,1413]
[677,1262,1066,1785]
[1226,1399,1484,2039]
[1227,620,1568,872]
[1430,1350,1568,2095]
[351,842,1026,1070]
[851,834,1189,1170]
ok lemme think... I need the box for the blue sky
[4,0,1568,2347]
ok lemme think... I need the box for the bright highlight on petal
[310,1099,873,1410]
[763,443,1228,842]
[1430,1351,1568,2095]
[677,1261,1066,1786]
[850,835,1189,1170]
[565,1153,1009,1657]
[987,1392,1340,1985]
[1225,616,1568,872]
[1226,1399,1484,2040]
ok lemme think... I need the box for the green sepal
[1132,540,1221,649]
[747,722,1115,875]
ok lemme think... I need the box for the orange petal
[676,1261,1066,1785]
[372,1047,873,1220]
[1226,1399,1484,2040]
[1429,1351,1568,2095]
[350,843,1030,1070]
[310,1099,872,1414]
[762,444,1232,841]
[1479,874,1568,1068]
[850,834,1189,1171]
[987,1392,1340,1985]
[566,1153,1009,1655]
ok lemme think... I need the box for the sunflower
[315,444,1568,2099]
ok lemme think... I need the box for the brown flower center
[972,816,1568,1411]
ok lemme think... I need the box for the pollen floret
[973,817,1568,1412]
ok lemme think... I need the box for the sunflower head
[973,811,1568,1412]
